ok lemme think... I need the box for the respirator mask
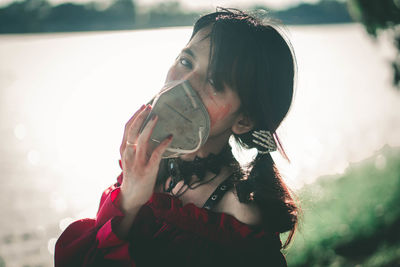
[140,80,210,158]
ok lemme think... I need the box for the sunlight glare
[50,192,68,213]
[59,217,74,231]
[47,237,57,255]
[14,123,26,140]
[27,149,41,165]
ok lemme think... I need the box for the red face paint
[207,103,232,127]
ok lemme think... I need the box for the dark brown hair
[192,8,298,247]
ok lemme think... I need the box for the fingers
[123,142,137,168]
[135,114,158,164]
[148,134,173,166]
[126,105,152,145]
[120,104,146,157]
[125,104,146,130]
[122,105,172,171]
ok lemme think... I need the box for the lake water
[0,24,399,266]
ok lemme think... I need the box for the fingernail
[151,114,157,121]
[167,134,173,140]
[145,105,151,110]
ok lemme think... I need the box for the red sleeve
[55,171,135,267]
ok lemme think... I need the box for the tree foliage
[347,0,400,89]
[270,0,352,25]
[0,0,355,34]
[0,0,136,32]
[135,2,200,29]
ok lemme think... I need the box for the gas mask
[141,80,210,158]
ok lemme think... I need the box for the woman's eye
[179,57,193,69]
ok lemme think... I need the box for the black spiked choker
[163,146,234,193]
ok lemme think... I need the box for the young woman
[55,8,298,267]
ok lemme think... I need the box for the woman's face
[165,27,242,139]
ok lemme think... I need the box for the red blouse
[55,172,287,267]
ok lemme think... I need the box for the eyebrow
[181,48,196,59]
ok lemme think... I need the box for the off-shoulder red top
[55,172,287,267]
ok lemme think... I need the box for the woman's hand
[119,104,173,214]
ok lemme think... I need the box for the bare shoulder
[213,188,262,226]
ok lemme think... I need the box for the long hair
[191,8,298,247]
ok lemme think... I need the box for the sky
[0,0,320,10]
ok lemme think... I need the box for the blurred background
[0,0,399,266]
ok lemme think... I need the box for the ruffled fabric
[55,168,286,267]
[126,192,285,267]
[116,166,274,244]
[145,193,271,243]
